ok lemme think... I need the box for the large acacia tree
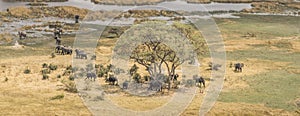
[113,21,197,86]
[130,36,183,79]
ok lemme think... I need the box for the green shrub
[97,70,105,77]
[24,69,31,74]
[62,70,72,76]
[95,64,102,69]
[51,53,55,58]
[77,72,84,77]
[80,68,85,72]
[4,77,8,82]
[50,94,64,100]
[42,63,48,68]
[62,81,77,93]
[66,65,72,70]
[42,74,49,80]
[57,74,61,78]
[91,55,96,60]
[106,64,114,71]
[49,64,57,70]
[114,68,124,75]
[69,75,74,81]
[86,63,94,72]
[41,69,50,74]
[72,67,78,73]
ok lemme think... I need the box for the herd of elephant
[52,28,88,59]
[84,62,244,92]
[84,72,206,92]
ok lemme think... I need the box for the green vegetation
[41,69,50,74]
[51,52,56,58]
[4,77,8,82]
[62,80,77,93]
[50,94,64,100]
[42,74,49,80]
[48,64,58,70]
[68,75,75,81]
[215,14,300,40]
[173,21,209,58]
[215,14,300,112]
[42,63,48,68]
[219,70,300,111]
[23,68,31,74]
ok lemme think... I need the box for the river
[0,0,252,12]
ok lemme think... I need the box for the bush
[77,72,84,77]
[57,74,61,78]
[62,81,77,93]
[91,55,96,60]
[4,77,8,82]
[80,68,85,72]
[62,70,71,76]
[95,64,102,69]
[106,64,114,71]
[50,94,64,100]
[42,74,49,80]
[97,70,105,77]
[86,63,94,72]
[41,69,50,74]
[42,63,48,68]
[69,75,74,81]
[66,65,72,70]
[51,53,55,58]
[71,67,78,73]
[114,68,125,75]
[24,69,31,74]
[49,64,57,70]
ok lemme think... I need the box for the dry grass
[0,55,91,115]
